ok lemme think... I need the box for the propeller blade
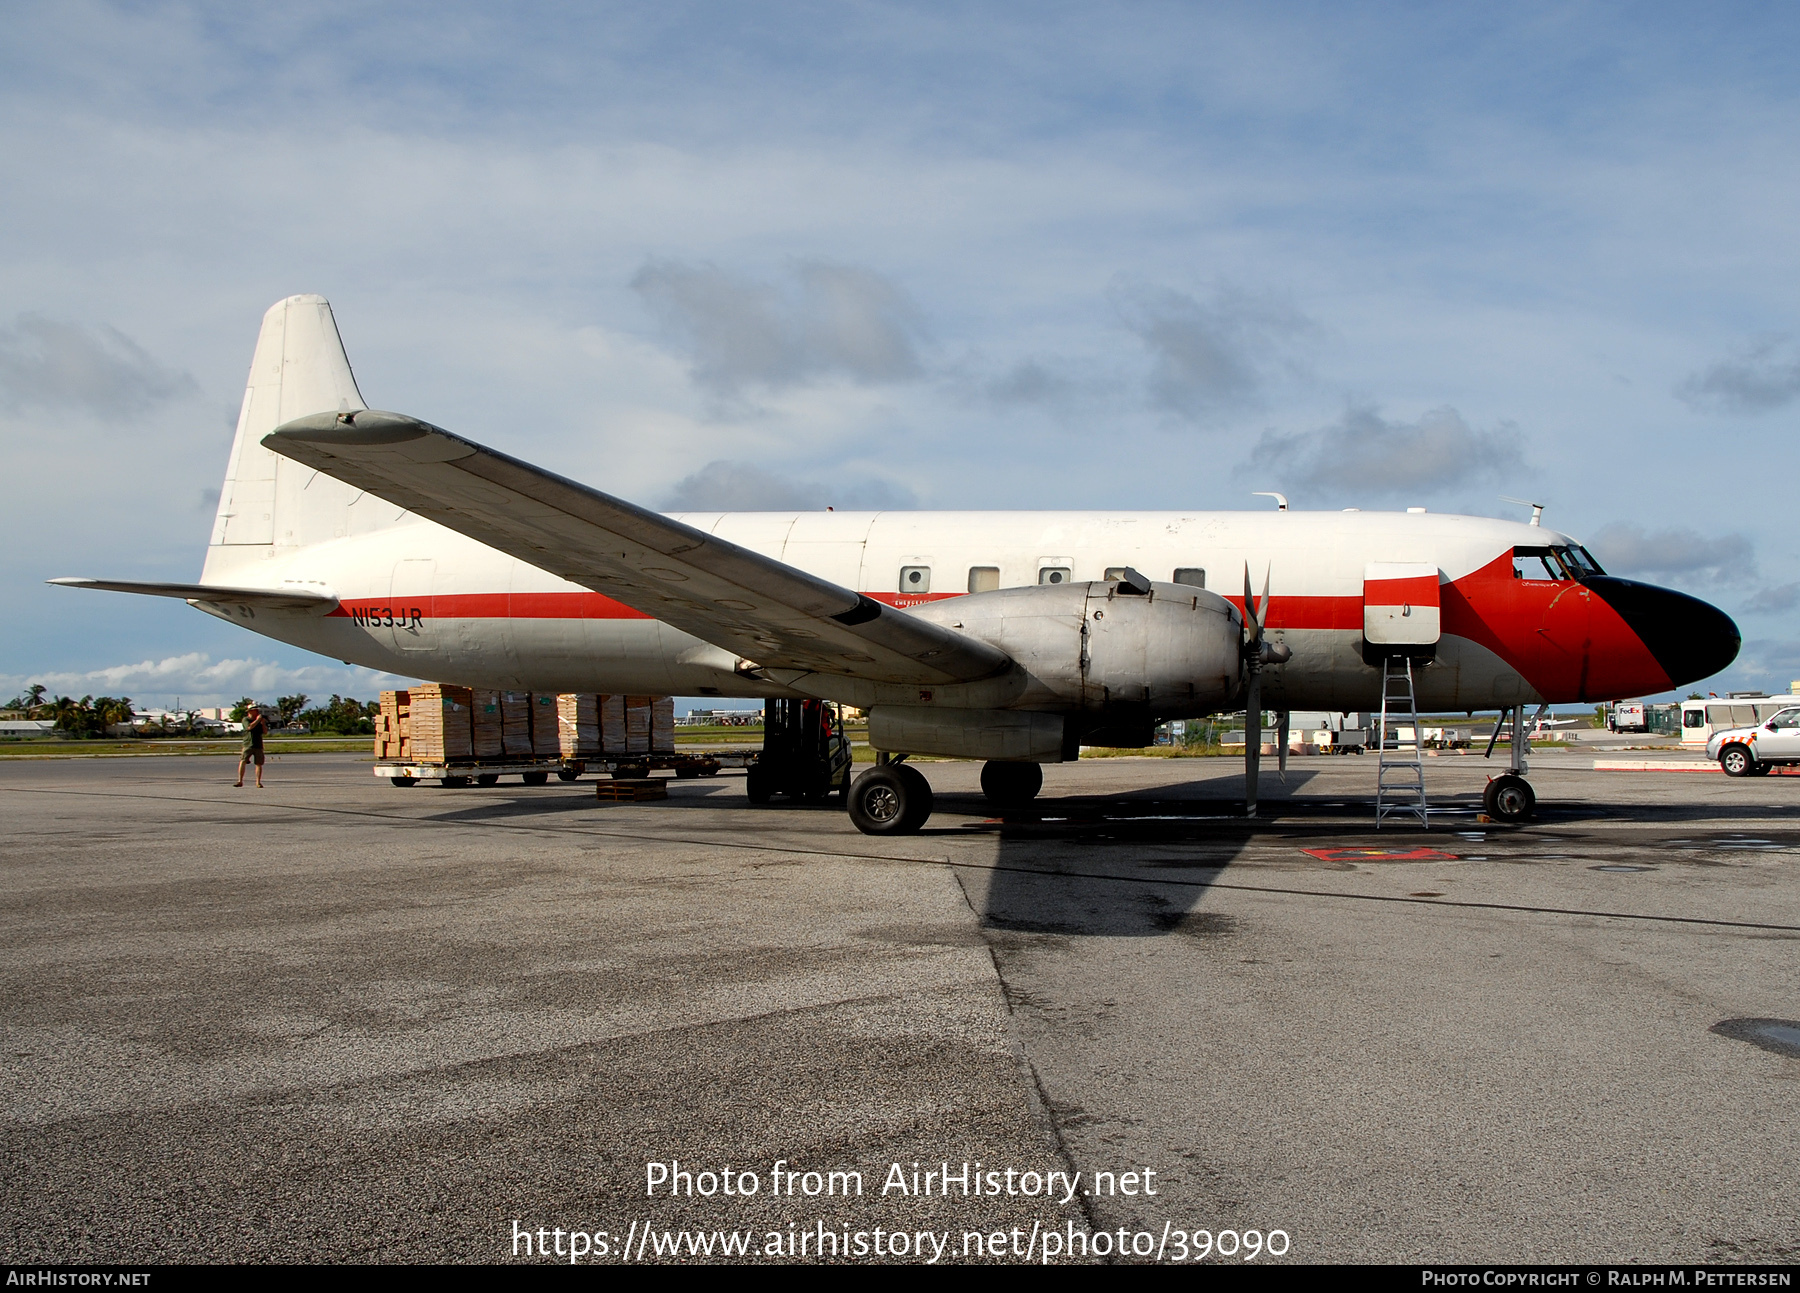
[1245,667,1262,817]
[1242,564,1261,646]
[1258,563,1272,634]
[1277,708,1289,780]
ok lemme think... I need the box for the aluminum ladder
[1375,656,1429,827]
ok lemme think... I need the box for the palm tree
[24,684,46,716]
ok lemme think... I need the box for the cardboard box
[599,694,626,753]
[624,695,652,755]
[408,684,473,762]
[501,690,534,756]
[651,696,675,754]
[557,693,601,757]
[530,693,560,755]
[471,690,503,759]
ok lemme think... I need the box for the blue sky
[3,1,1798,708]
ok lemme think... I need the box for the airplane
[52,295,1741,833]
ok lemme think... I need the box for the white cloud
[1585,523,1754,584]
[631,258,925,396]
[1676,337,1800,414]
[0,314,196,416]
[1113,280,1318,425]
[1244,405,1525,503]
[661,460,916,512]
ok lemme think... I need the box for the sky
[2,1,1798,709]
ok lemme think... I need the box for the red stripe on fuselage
[330,563,1670,702]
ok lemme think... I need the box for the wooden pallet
[594,778,668,802]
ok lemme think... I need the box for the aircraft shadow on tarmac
[945,766,1333,939]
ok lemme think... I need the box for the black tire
[980,760,1043,807]
[848,765,933,835]
[1751,762,1774,776]
[614,764,650,781]
[1720,745,1755,777]
[557,768,580,782]
[475,773,500,787]
[1483,774,1536,822]
[390,776,417,787]
[745,765,773,804]
[521,770,549,786]
[442,776,471,788]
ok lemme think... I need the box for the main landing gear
[1482,704,1539,823]
[844,757,1043,836]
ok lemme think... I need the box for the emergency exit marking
[1302,845,1459,862]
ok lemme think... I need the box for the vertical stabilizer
[203,296,403,581]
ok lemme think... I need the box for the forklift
[746,699,853,805]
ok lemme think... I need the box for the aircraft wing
[263,411,1011,686]
[48,577,338,612]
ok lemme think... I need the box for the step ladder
[1376,656,1428,827]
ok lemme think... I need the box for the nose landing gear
[1483,704,1540,823]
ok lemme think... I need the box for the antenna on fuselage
[1500,496,1544,527]
[1251,492,1289,511]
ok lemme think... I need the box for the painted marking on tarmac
[1302,845,1459,863]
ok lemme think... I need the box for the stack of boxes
[406,684,474,762]
[374,691,682,763]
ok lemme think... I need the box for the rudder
[203,296,404,580]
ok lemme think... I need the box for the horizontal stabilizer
[48,577,338,612]
[263,411,1011,686]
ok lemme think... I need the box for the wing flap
[263,411,1010,685]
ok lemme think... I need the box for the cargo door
[1363,563,1441,652]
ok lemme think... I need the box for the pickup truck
[1707,705,1800,776]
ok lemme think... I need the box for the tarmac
[2,749,1797,1264]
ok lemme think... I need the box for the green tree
[229,697,256,723]
[274,694,309,728]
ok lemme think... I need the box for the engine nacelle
[907,580,1242,718]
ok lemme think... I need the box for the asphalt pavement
[2,749,1796,1263]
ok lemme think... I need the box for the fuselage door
[1364,563,1441,651]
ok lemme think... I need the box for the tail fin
[203,296,402,580]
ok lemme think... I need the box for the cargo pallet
[376,750,754,787]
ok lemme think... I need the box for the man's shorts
[243,750,265,765]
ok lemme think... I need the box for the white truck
[1608,702,1647,733]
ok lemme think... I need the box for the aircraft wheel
[848,765,933,835]
[476,773,500,787]
[745,764,773,804]
[1720,745,1755,777]
[521,770,549,786]
[557,768,580,782]
[1483,774,1535,822]
[390,776,417,787]
[980,760,1043,807]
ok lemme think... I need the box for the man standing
[235,705,268,788]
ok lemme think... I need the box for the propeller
[1241,563,1292,817]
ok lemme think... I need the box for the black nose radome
[1586,577,1741,688]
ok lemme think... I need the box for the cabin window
[899,565,931,594]
[967,566,999,593]
[1172,567,1206,589]
[1683,708,1706,728]
[1038,567,1072,585]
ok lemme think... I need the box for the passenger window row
[896,566,1209,593]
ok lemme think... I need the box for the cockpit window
[1555,545,1604,579]
[1512,547,1571,581]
